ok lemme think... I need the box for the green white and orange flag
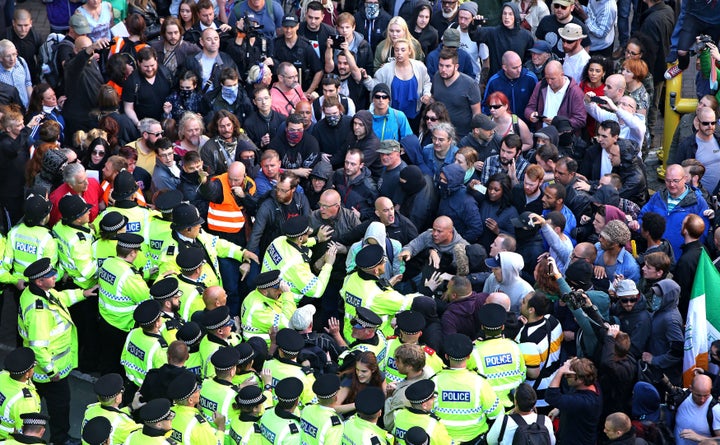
[683,250,720,386]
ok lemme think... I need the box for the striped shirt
[516,314,564,406]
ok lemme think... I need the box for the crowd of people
[1,0,720,442]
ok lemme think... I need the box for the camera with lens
[330,34,346,48]
[696,34,714,52]
[473,17,487,26]
[560,290,588,310]
[242,15,265,37]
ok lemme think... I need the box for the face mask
[179,89,192,100]
[221,85,239,104]
[559,132,574,146]
[326,115,341,127]
[365,3,380,19]
[42,105,55,114]
[286,129,303,145]
[437,181,448,196]
[649,293,662,312]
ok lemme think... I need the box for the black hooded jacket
[471,2,534,75]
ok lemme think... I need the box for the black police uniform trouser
[36,377,71,444]
[98,316,128,376]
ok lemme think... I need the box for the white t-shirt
[486,412,557,445]
[563,49,590,84]
[695,135,720,192]
[674,396,720,445]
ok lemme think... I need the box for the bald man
[62,35,108,138]
[524,60,586,132]
[675,374,720,444]
[484,51,538,116]
[345,197,419,247]
[400,216,469,276]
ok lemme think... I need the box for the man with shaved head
[345,197,419,247]
[674,374,720,443]
[399,216,470,277]
[484,51,538,117]
[524,60,586,133]
[183,27,237,97]
[62,34,107,138]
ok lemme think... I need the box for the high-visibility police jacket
[340,415,389,445]
[186,347,203,377]
[93,202,154,247]
[92,238,153,280]
[261,236,332,302]
[258,407,301,445]
[207,173,250,233]
[147,215,174,270]
[299,404,343,445]
[431,367,502,442]
[240,289,296,345]
[52,222,96,289]
[392,407,453,445]
[467,337,526,408]
[18,284,85,383]
[198,377,240,429]
[261,358,316,407]
[199,334,242,379]
[158,230,248,288]
[340,270,414,342]
[169,404,225,445]
[124,425,178,444]
[82,403,140,445]
[177,275,206,322]
[231,372,274,412]
[120,328,168,387]
[345,333,388,365]
[1,224,60,285]
[228,413,262,445]
[382,338,444,384]
[0,372,41,439]
[98,256,151,332]
[159,312,184,344]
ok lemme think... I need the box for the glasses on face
[425,115,438,121]
[488,104,503,110]
[148,131,164,137]
[665,178,682,184]
[276,186,292,193]
[374,94,389,100]
[553,3,568,8]
[561,38,575,44]
[701,121,717,127]
[92,150,105,156]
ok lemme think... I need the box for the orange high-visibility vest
[207,173,248,233]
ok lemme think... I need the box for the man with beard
[311,75,356,121]
[510,164,545,277]
[298,1,336,58]
[553,156,592,221]
[535,0,591,59]
[334,50,367,110]
[268,112,321,179]
[174,112,209,156]
[430,0,459,36]
[332,149,378,220]
[431,48,482,139]
[480,134,529,186]
[458,114,502,167]
[201,110,258,176]
[150,277,185,343]
[128,118,164,175]
[122,46,173,124]
[271,62,307,117]
[184,28,237,97]
[342,109,382,175]
[376,139,407,204]
[151,17,200,79]
[243,86,284,150]
[311,97,352,166]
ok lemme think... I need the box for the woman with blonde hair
[373,16,424,71]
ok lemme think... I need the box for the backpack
[498,413,552,445]
[39,33,73,88]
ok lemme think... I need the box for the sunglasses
[701,121,717,126]
[374,94,389,100]
[425,115,438,121]
[561,38,576,44]
[553,3,569,8]
[92,150,105,156]
[488,104,503,109]
[148,131,164,137]
[620,298,638,303]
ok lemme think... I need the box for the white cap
[290,305,316,330]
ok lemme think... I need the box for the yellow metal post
[659,66,698,178]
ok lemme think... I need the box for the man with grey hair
[128,118,164,176]
[420,121,458,180]
[0,39,31,108]
[48,162,102,226]
[176,112,208,154]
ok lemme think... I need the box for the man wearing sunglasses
[610,279,651,359]
[671,107,720,193]
[535,0,591,60]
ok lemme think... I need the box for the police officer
[299,374,343,445]
[167,371,226,444]
[177,322,204,376]
[261,215,336,303]
[262,329,316,406]
[468,303,526,408]
[18,258,96,445]
[123,398,177,445]
[431,333,502,444]
[340,387,390,444]
[343,307,387,363]
[232,343,267,391]
[147,190,183,272]
[97,232,151,375]
[94,170,153,246]
[92,212,152,278]
[404,427,431,445]
[151,277,185,343]
[82,373,140,445]
[198,346,241,428]
[392,379,452,445]
[228,386,265,445]
[1,194,58,289]
[258,377,304,445]
[382,310,444,385]
[175,246,207,321]
[81,416,113,445]
[340,244,414,341]
[240,270,296,345]
[53,194,96,288]
[120,300,169,392]
[3,413,49,444]
[199,306,242,379]
[0,347,40,440]
[157,203,259,295]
